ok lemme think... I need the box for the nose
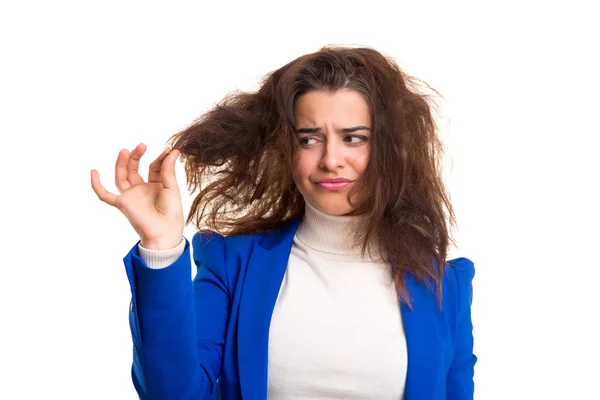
[320,138,345,171]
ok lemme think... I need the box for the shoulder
[191,217,302,257]
[189,218,301,279]
[191,230,259,268]
[188,231,261,292]
[443,257,475,310]
[446,257,475,286]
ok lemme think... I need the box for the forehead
[294,90,370,125]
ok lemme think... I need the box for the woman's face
[292,89,371,216]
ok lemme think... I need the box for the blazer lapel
[401,273,445,399]
[237,219,300,400]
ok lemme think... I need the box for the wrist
[140,235,183,251]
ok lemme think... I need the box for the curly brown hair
[169,45,456,306]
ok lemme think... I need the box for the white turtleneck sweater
[138,203,407,399]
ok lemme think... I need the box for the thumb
[161,149,181,192]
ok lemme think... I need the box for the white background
[1,1,599,398]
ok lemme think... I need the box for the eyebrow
[295,125,371,134]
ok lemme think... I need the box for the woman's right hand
[90,143,185,250]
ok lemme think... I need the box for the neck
[295,202,378,260]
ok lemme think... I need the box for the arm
[123,232,229,400]
[446,258,477,399]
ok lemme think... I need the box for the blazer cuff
[138,237,186,269]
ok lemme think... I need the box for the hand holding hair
[90,142,185,250]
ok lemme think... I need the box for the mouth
[315,178,353,191]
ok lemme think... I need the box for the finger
[127,143,147,187]
[91,169,119,207]
[148,147,173,184]
[115,149,132,193]
[160,149,181,191]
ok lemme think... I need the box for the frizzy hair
[168,45,456,306]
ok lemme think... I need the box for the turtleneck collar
[294,202,379,260]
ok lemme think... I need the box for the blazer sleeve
[446,258,477,400]
[123,231,229,400]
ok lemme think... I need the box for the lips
[315,178,353,191]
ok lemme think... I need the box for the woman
[91,46,476,400]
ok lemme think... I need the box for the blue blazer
[124,218,476,400]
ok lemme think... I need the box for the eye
[343,135,368,144]
[298,136,320,146]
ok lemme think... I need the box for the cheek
[292,152,315,181]
[351,149,370,174]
